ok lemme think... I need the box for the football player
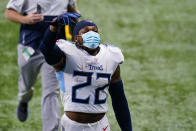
[40,19,132,131]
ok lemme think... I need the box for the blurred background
[0,0,196,130]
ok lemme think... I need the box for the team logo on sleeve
[56,40,64,45]
[56,39,71,45]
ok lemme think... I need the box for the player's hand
[24,13,44,24]
[56,12,81,26]
[49,13,81,32]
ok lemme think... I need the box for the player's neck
[85,47,100,56]
[76,43,100,56]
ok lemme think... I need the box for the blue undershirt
[109,80,132,131]
[40,28,63,65]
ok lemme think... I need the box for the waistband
[62,113,107,126]
[65,111,105,124]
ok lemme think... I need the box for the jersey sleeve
[107,44,124,64]
[56,39,76,55]
[6,0,25,13]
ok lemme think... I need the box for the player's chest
[67,54,109,72]
[66,54,112,86]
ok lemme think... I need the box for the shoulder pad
[102,44,124,64]
[56,39,75,55]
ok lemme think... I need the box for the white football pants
[61,113,110,131]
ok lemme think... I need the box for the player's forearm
[109,80,132,131]
[68,5,78,13]
[4,9,26,24]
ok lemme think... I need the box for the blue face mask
[82,31,100,49]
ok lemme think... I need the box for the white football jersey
[56,39,124,113]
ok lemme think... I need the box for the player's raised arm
[40,22,65,71]
[109,65,132,131]
[40,13,81,72]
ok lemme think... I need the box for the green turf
[1,0,196,130]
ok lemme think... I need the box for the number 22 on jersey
[72,71,111,105]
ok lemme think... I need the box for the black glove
[51,12,81,27]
